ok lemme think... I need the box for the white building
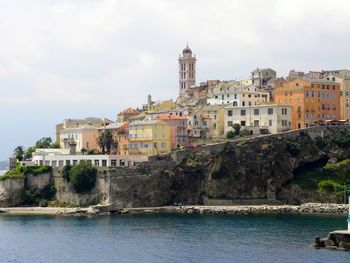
[224,104,292,135]
[207,83,270,106]
[32,148,148,167]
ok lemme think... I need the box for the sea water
[0,213,349,263]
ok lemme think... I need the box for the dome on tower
[182,45,192,54]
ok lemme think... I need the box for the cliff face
[166,126,350,205]
[1,126,349,207]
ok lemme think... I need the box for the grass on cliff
[0,164,52,181]
[293,159,350,199]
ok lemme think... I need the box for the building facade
[101,122,129,156]
[224,104,292,135]
[207,83,270,106]
[59,124,100,154]
[56,117,113,144]
[116,108,141,123]
[274,78,341,129]
[128,120,171,155]
[324,75,350,121]
[155,114,188,149]
[251,68,276,88]
[32,149,147,167]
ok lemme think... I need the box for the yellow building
[128,120,171,156]
[146,99,176,113]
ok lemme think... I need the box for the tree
[24,146,36,160]
[13,146,25,161]
[232,123,241,135]
[226,131,236,139]
[70,161,97,193]
[97,130,115,154]
[35,137,53,148]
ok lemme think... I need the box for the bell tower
[178,44,196,96]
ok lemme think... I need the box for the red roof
[120,107,140,114]
[156,114,187,120]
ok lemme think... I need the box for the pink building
[155,114,188,149]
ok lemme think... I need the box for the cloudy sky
[1,0,350,160]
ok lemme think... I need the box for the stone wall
[26,172,51,191]
[0,178,25,207]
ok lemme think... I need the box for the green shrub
[239,129,250,137]
[226,130,236,139]
[232,123,241,135]
[318,180,343,193]
[23,184,56,205]
[314,137,326,150]
[333,128,350,148]
[62,164,72,182]
[70,160,97,193]
[286,141,301,157]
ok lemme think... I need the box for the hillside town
[27,45,349,168]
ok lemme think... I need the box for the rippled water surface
[0,213,349,263]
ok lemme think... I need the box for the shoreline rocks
[0,203,347,216]
[313,231,350,251]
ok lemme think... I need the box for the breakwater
[0,203,347,216]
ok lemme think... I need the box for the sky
[1,0,350,160]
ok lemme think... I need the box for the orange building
[101,123,129,155]
[274,78,340,129]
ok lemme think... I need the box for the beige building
[201,105,225,137]
[224,104,292,135]
[207,82,270,106]
[56,117,113,144]
[59,124,99,154]
[251,68,277,88]
[116,108,141,123]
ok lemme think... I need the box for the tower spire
[178,45,196,97]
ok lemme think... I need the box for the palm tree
[97,130,115,155]
[13,146,25,161]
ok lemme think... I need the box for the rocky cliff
[1,126,350,207]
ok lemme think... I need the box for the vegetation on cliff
[292,159,350,202]
[63,161,97,193]
[23,184,57,207]
[1,164,51,181]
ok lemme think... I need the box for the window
[242,101,245,106]
[102,160,107,167]
[241,121,246,126]
[269,120,272,126]
[254,109,259,115]
[241,110,246,116]
[161,142,166,148]
[228,110,233,116]
[254,120,259,127]
[94,160,99,167]
[228,121,233,127]
[268,108,273,115]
